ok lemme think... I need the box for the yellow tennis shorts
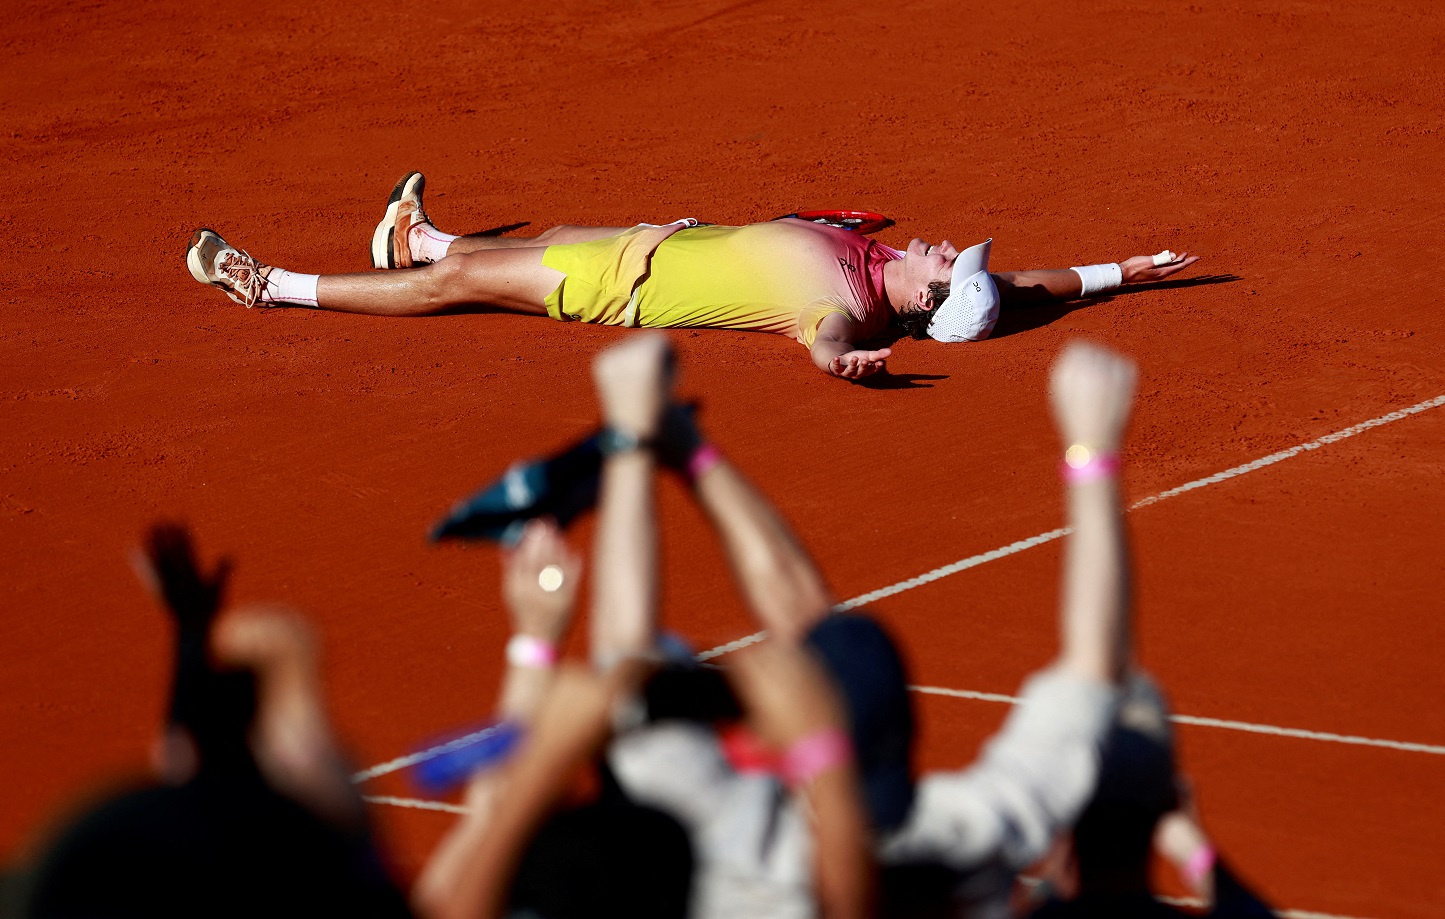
[541,224,683,327]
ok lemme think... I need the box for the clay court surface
[4,0,1444,914]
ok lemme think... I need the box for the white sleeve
[880,667,1119,872]
[607,721,739,830]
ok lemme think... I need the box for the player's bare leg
[443,225,631,255]
[187,228,562,317]
[367,171,627,267]
[371,171,630,268]
[315,248,563,316]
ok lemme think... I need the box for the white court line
[362,795,469,814]
[1169,713,1445,756]
[700,393,1445,657]
[911,686,1445,756]
[352,722,510,783]
[355,393,1445,783]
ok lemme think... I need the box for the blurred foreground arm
[496,519,582,723]
[590,334,672,669]
[420,336,671,917]
[729,642,876,919]
[1049,341,1136,684]
[1155,783,1277,917]
[414,520,583,913]
[138,525,364,831]
[212,609,365,832]
[666,410,833,643]
[422,665,636,919]
[880,342,1139,881]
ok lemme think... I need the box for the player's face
[897,238,959,313]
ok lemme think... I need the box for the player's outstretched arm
[1049,341,1136,683]
[659,407,833,643]
[810,312,891,380]
[994,251,1201,307]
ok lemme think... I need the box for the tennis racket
[774,209,895,235]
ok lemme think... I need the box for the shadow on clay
[990,273,1243,338]
[1110,273,1243,294]
[472,221,532,237]
[855,372,948,390]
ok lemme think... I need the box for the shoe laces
[217,249,266,308]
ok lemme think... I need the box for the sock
[410,224,458,263]
[260,267,320,306]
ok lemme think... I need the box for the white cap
[927,238,999,343]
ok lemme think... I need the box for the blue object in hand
[412,719,526,794]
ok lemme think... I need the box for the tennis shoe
[371,171,430,269]
[186,228,269,308]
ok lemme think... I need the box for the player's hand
[592,333,673,437]
[1049,341,1137,454]
[727,641,848,748]
[1120,251,1200,284]
[502,518,582,644]
[829,348,891,380]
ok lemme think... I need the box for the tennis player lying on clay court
[186,171,1200,381]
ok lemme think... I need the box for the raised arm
[418,338,673,918]
[728,641,876,919]
[661,407,832,644]
[994,252,1201,307]
[424,665,633,919]
[413,522,584,916]
[880,342,1140,879]
[588,334,673,670]
[809,311,891,380]
[1049,341,1136,683]
[492,519,584,721]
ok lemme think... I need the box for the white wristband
[1070,263,1123,297]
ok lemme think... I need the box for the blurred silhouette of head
[1072,672,1180,882]
[508,797,694,919]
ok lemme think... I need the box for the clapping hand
[502,519,582,644]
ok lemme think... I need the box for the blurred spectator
[413,516,695,919]
[13,525,410,918]
[417,336,873,919]
[613,340,1144,919]
[1026,673,1276,918]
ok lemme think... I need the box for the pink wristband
[1183,844,1216,888]
[1060,446,1121,484]
[505,634,558,669]
[780,728,853,788]
[687,443,724,482]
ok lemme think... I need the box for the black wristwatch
[597,427,656,456]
